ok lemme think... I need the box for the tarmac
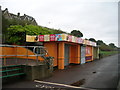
[2,54,119,89]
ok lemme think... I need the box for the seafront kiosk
[26,34,98,69]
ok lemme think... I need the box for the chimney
[5,8,8,11]
[17,12,20,17]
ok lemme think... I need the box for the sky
[0,0,119,46]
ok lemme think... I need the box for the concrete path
[3,54,119,89]
[43,54,119,89]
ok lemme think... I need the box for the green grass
[99,50,118,58]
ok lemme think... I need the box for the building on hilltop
[2,8,37,25]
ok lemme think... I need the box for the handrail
[0,44,48,57]
[0,44,45,48]
[0,44,50,66]
[0,54,46,57]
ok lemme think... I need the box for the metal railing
[0,44,49,66]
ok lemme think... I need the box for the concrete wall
[24,64,53,80]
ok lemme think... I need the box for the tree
[99,44,113,51]
[2,15,11,43]
[7,25,26,45]
[96,40,116,51]
[89,38,96,42]
[96,40,104,45]
[85,38,88,40]
[109,43,117,48]
[2,15,35,44]
[71,30,83,37]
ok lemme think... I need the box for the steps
[0,65,25,78]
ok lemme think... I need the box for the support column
[75,45,80,64]
[58,42,64,69]
[92,46,94,61]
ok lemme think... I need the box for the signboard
[26,35,37,42]
[90,41,96,46]
[83,39,87,45]
[37,34,97,47]
[61,34,68,41]
[87,40,90,45]
[44,35,50,41]
[76,37,78,43]
[55,34,62,41]
[93,42,97,46]
[85,56,92,60]
[94,43,97,46]
[86,46,92,55]
[72,36,76,42]
[76,37,84,44]
[50,34,56,41]
[38,35,44,41]
[67,35,72,42]
[89,41,92,46]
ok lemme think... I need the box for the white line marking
[34,80,95,90]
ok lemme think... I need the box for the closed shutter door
[81,46,86,64]
[64,44,70,66]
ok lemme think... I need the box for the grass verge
[99,50,118,58]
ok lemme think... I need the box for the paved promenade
[3,54,119,89]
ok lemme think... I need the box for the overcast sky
[0,0,119,46]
